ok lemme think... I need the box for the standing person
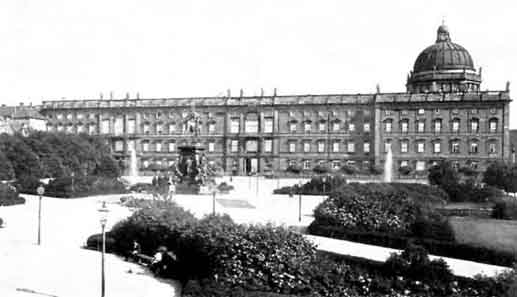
[129,240,141,263]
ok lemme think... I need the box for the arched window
[489,118,498,133]
[400,119,409,133]
[470,118,479,133]
[433,119,442,133]
[451,118,460,133]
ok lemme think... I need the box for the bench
[128,253,154,265]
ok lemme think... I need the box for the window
[318,141,325,153]
[384,141,391,153]
[264,118,273,133]
[230,118,240,133]
[156,123,163,134]
[155,142,162,152]
[67,113,73,120]
[142,141,149,152]
[246,140,258,152]
[364,142,370,153]
[332,141,339,153]
[77,124,85,133]
[489,119,498,133]
[489,142,497,154]
[434,109,440,115]
[114,141,124,152]
[451,141,460,153]
[304,122,312,133]
[490,108,497,114]
[384,120,392,132]
[304,142,311,153]
[470,142,478,154]
[143,123,150,134]
[168,142,175,152]
[416,161,426,171]
[88,124,96,134]
[417,121,425,133]
[208,142,215,152]
[401,140,408,153]
[231,140,239,152]
[348,123,355,132]
[401,120,409,133]
[127,119,135,134]
[264,139,272,153]
[114,117,124,135]
[101,119,110,134]
[332,122,340,132]
[245,118,258,133]
[347,142,355,153]
[77,113,84,120]
[289,141,296,153]
[452,119,460,132]
[332,161,340,170]
[433,142,441,153]
[400,160,409,167]
[418,108,425,115]
[142,160,149,168]
[363,123,370,132]
[318,122,326,132]
[208,123,216,133]
[289,122,297,133]
[168,123,176,134]
[470,119,479,133]
[57,114,63,120]
[303,160,311,170]
[417,141,425,153]
[433,119,442,133]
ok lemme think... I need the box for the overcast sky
[1,0,516,127]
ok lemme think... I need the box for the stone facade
[37,24,512,176]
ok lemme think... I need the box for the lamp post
[98,201,110,297]
[298,181,302,222]
[36,185,45,245]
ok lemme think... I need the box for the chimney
[227,89,231,98]
[19,102,24,106]
[100,92,104,100]
[110,91,113,100]
[136,92,140,99]
[273,88,277,97]
[260,88,264,97]
[239,89,243,98]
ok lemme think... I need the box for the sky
[1,0,516,127]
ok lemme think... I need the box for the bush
[285,165,301,174]
[16,175,42,195]
[273,175,347,195]
[492,199,517,220]
[217,182,234,193]
[0,183,25,206]
[0,217,3,227]
[398,165,412,176]
[45,176,127,198]
[85,232,116,253]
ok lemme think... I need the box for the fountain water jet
[384,146,393,182]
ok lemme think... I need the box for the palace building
[39,25,512,176]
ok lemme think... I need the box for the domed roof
[413,25,475,73]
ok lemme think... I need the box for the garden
[85,200,517,297]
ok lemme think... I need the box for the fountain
[384,145,393,183]
[129,146,138,178]
[171,105,214,194]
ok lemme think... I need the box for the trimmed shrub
[45,176,127,198]
[0,183,25,206]
[0,217,3,227]
[85,232,116,253]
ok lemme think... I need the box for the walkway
[0,194,180,297]
[305,234,510,278]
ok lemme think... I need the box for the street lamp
[98,201,110,297]
[36,185,45,245]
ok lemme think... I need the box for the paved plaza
[0,176,511,297]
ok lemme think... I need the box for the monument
[172,103,214,194]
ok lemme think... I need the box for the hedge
[0,183,25,206]
[45,176,128,198]
[308,221,516,267]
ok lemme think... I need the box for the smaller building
[0,104,47,135]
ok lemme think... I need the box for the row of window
[286,121,370,133]
[384,107,498,116]
[286,159,370,171]
[286,140,370,154]
[384,139,498,154]
[383,118,499,133]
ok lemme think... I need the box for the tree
[484,162,517,193]
[94,155,121,178]
[0,151,15,180]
